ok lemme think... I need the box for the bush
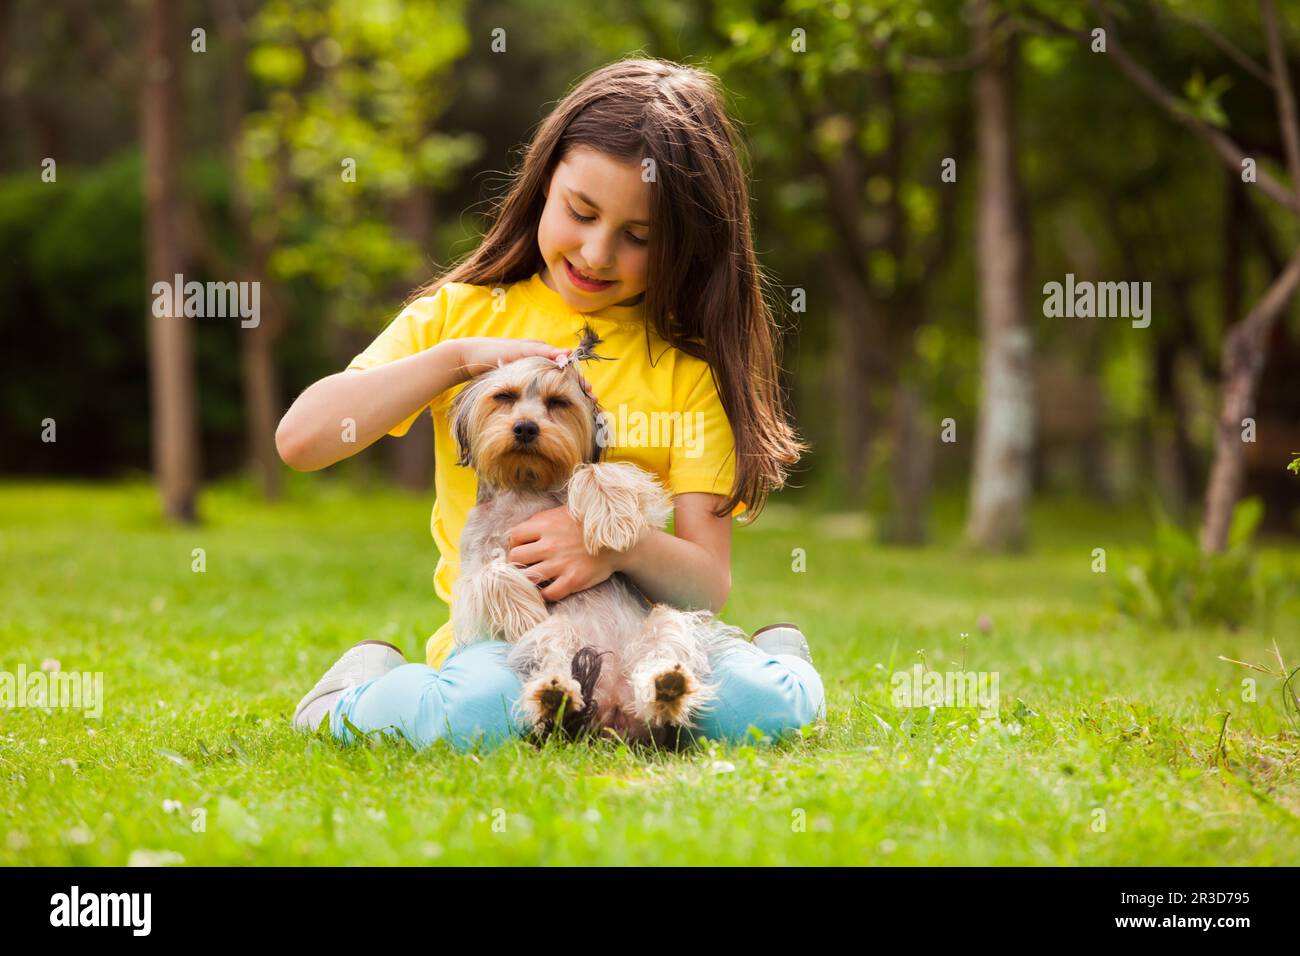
[1110,498,1286,628]
[0,150,334,478]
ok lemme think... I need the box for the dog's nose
[513,420,539,444]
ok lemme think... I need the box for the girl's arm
[507,492,732,613]
[276,337,566,472]
[612,493,731,613]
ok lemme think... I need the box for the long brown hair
[410,56,806,522]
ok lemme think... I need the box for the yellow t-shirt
[347,272,745,668]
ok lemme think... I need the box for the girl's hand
[507,505,617,602]
[451,337,569,382]
[451,337,601,401]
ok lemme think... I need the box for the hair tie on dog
[569,324,611,365]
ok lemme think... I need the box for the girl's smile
[538,146,651,311]
[563,257,615,292]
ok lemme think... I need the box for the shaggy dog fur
[448,328,745,746]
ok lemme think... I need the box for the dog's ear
[449,377,486,468]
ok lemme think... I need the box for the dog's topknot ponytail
[569,324,609,365]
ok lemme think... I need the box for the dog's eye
[493,391,519,404]
[545,397,571,411]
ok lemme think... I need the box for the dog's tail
[558,645,607,739]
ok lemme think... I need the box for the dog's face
[450,356,604,492]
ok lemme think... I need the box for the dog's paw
[520,673,585,729]
[633,662,703,728]
[456,557,548,644]
[566,462,671,555]
[488,570,549,642]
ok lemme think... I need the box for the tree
[700,1,971,539]
[238,0,480,495]
[1201,0,1300,551]
[1028,0,1300,553]
[966,0,1034,550]
[140,0,201,522]
[214,0,287,501]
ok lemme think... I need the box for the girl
[279,57,824,750]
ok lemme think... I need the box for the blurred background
[2,0,1298,565]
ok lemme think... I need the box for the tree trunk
[885,378,934,544]
[1223,169,1245,346]
[141,0,200,522]
[966,0,1034,550]
[241,317,283,498]
[781,70,886,509]
[387,189,437,492]
[389,408,435,491]
[216,0,284,501]
[1201,0,1300,552]
[824,255,879,505]
[1200,246,1300,551]
[1151,327,1190,517]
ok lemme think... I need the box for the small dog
[448,327,745,746]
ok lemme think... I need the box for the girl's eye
[545,397,571,411]
[567,203,647,244]
[493,391,518,404]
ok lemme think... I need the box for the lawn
[1,479,1298,866]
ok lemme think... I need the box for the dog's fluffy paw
[520,673,585,728]
[634,662,703,728]
[566,462,672,555]
[456,557,548,645]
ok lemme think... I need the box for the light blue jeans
[329,637,826,751]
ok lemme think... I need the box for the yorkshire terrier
[448,327,744,746]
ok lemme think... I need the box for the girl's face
[537,146,651,311]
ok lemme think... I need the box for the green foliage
[0,152,336,477]
[1181,70,1233,129]
[3,0,1298,519]
[241,0,481,327]
[0,155,156,473]
[1111,498,1287,628]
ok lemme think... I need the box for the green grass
[1,479,1298,865]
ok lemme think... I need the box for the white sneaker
[292,641,407,732]
[752,623,812,665]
